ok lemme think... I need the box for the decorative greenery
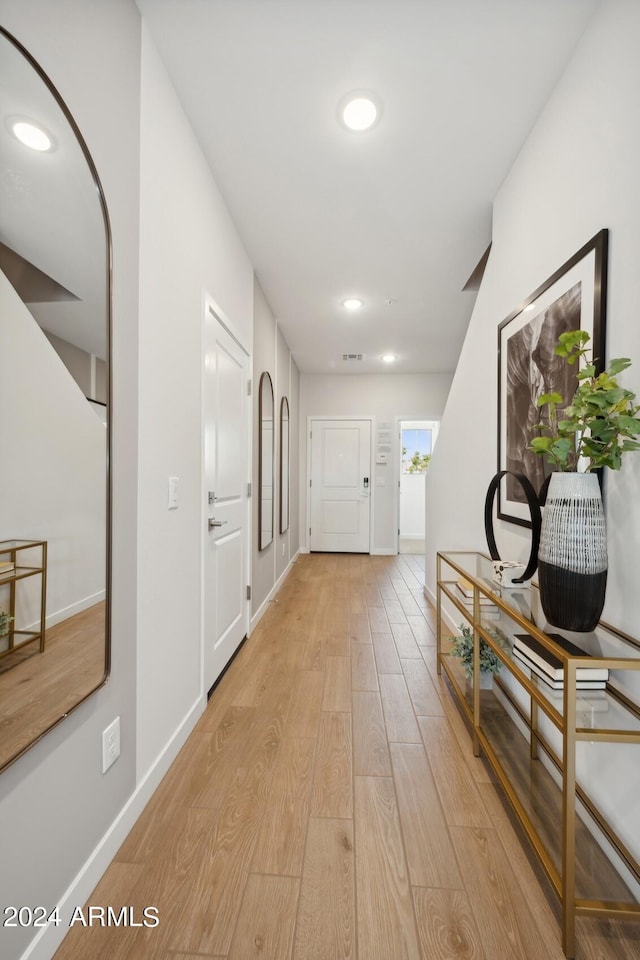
[402,447,432,473]
[449,624,501,679]
[0,611,14,636]
[530,330,640,471]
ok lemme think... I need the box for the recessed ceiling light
[342,298,364,310]
[524,302,536,312]
[11,120,52,152]
[381,353,397,363]
[339,92,381,132]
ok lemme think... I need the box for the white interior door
[310,419,371,553]
[203,311,250,693]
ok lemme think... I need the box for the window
[402,427,432,474]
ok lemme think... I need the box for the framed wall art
[497,229,608,527]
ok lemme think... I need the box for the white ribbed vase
[538,472,607,631]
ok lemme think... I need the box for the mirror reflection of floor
[0,638,40,674]
[0,601,105,771]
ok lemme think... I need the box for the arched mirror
[0,28,111,772]
[258,372,274,550]
[279,397,290,534]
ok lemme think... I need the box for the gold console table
[436,550,640,958]
[0,540,47,663]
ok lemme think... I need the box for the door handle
[208,518,228,530]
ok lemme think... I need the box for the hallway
[54,554,634,959]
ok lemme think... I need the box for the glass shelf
[439,551,640,734]
[437,550,640,957]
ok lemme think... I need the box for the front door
[309,419,371,553]
[203,308,250,693]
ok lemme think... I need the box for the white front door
[203,309,250,693]
[310,419,371,553]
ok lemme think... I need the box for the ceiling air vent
[342,353,364,361]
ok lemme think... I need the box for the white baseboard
[423,583,436,607]
[22,591,106,635]
[250,556,296,633]
[370,547,397,556]
[21,695,203,960]
[423,583,459,634]
[33,591,106,632]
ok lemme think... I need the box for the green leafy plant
[449,624,501,679]
[0,611,14,636]
[402,448,432,473]
[530,330,640,471]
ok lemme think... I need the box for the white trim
[201,291,252,691]
[306,415,375,554]
[40,590,106,630]
[205,292,250,357]
[20,696,203,960]
[424,583,437,608]
[371,547,396,556]
[250,554,296,632]
[395,416,441,554]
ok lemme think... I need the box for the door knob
[208,518,228,530]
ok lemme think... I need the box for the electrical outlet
[282,543,285,556]
[102,717,120,773]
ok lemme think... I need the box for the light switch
[168,476,179,509]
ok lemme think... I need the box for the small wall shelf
[436,550,640,958]
[0,540,47,666]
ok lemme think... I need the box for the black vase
[538,473,607,632]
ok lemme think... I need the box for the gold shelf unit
[0,540,47,665]
[437,550,640,959]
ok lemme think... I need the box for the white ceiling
[138,0,599,375]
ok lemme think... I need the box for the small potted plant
[449,624,501,689]
[530,329,640,630]
[0,611,14,637]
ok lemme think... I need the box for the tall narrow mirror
[259,372,274,550]
[0,28,110,771]
[279,396,290,534]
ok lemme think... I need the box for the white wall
[0,4,141,960]
[300,373,452,553]
[276,327,291,580]
[137,24,254,778]
[399,475,425,539]
[251,278,299,621]
[290,359,301,556]
[0,272,106,627]
[252,278,277,616]
[426,0,640,876]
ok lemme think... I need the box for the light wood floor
[0,602,105,771]
[54,554,639,960]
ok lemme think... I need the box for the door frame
[306,415,375,554]
[201,292,252,701]
[394,416,440,555]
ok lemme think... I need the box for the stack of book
[455,577,500,619]
[513,633,608,690]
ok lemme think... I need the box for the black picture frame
[497,229,608,527]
